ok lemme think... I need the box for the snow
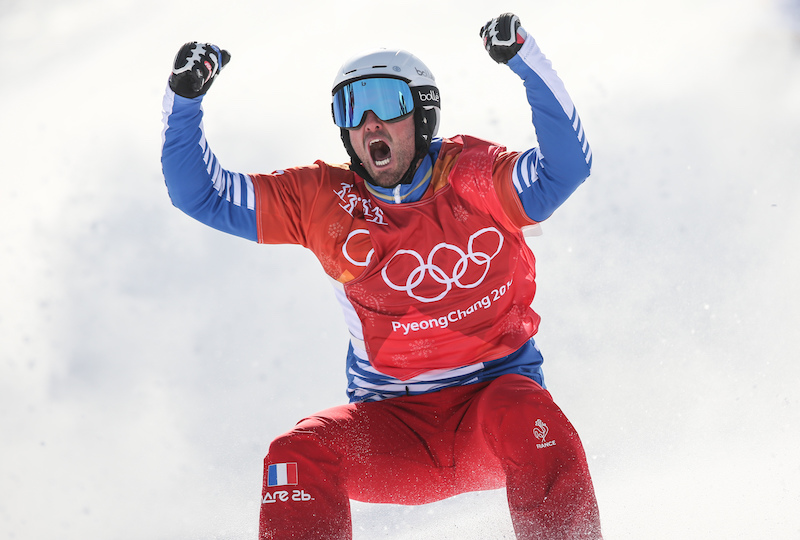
[2,0,799,538]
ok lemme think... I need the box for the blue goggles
[332,77,414,129]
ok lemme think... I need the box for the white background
[2,0,799,538]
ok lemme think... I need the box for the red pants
[259,374,601,539]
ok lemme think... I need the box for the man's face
[349,111,417,188]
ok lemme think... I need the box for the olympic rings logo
[342,227,504,303]
[381,227,504,303]
[381,227,503,303]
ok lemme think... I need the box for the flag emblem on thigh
[267,463,299,487]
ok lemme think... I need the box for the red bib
[343,136,539,380]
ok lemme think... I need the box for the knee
[265,414,351,465]
[266,430,302,462]
[266,425,324,464]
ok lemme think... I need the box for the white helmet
[331,48,441,185]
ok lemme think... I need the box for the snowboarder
[161,12,602,539]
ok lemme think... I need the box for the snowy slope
[2,0,799,538]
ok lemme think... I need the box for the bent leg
[259,395,478,539]
[473,375,602,539]
[259,406,356,540]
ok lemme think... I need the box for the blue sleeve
[506,38,592,222]
[160,85,258,241]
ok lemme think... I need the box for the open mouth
[369,139,392,167]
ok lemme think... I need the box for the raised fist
[169,42,231,98]
[479,13,527,64]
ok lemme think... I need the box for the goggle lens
[332,78,414,129]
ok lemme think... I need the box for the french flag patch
[267,462,298,487]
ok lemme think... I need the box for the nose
[362,110,383,130]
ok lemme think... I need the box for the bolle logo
[381,227,503,303]
[415,67,431,78]
[418,89,440,103]
[534,419,556,449]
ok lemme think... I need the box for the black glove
[479,13,527,64]
[169,42,231,98]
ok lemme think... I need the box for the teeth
[369,139,391,167]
